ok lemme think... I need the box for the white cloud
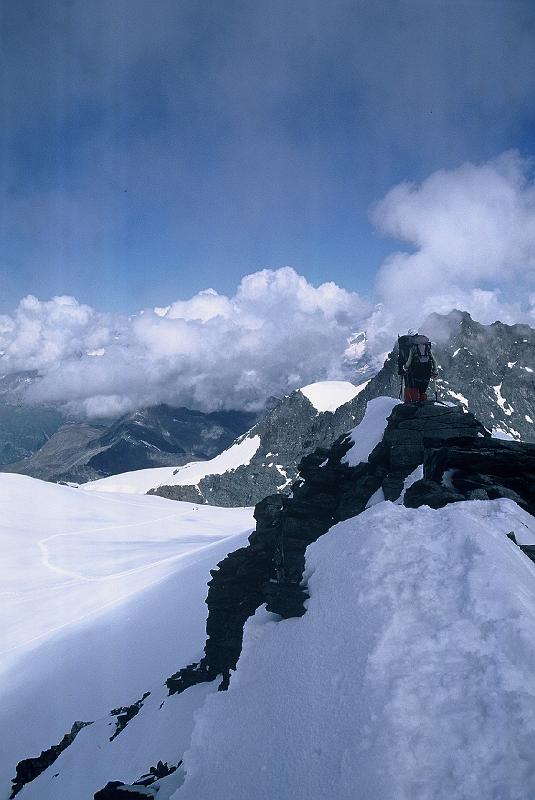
[371,151,535,336]
[0,268,369,416]
[3,153,535,417]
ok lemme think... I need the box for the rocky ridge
[100,402,535,797]
[149,389,368,506]
[364,309,535,441]
[149,310,535,508]
[10,401,535,799]
[13,400,535,799]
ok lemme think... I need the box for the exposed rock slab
[405,436,535,515]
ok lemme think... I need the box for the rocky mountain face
[149,389,368,506]
[0,372,67,466]
[151,310,535,508]
[3,310,533,498]
[12,401,534,799]
[366,309,535,441]
[4,405,257,483]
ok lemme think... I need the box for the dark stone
[94,783,153,799]
[109,692,150,741]
[520,545,535,565]
[10,721,93,798]
[421,437,535,515]
[403,479,466,509]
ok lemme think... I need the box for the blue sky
[2,0,535,314]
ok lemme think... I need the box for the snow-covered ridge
[81,435,261,495]
[176,500,535,800]
[299,380,369,413]
[4,394,535,799]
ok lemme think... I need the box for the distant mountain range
[3,405,257,483]
[0,371,68,466]
[3,310,535,502]
[141,309,535,507]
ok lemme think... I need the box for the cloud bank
[2,151,535,417]
[0,269,369,416]
[372,151,535,330]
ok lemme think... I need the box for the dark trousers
[404,372,430,403]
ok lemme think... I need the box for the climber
[398,329,438,403]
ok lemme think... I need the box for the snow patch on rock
[299,381,368,414]
[82,436,261,495]
[343,397,401,467]
[493,383,514,416]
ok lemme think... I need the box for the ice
[446,389,468,407]
[395,464,423,504]
[492,429,516,440]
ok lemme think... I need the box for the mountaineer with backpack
[398,329,438,403]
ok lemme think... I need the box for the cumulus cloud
[371,151,535,337]
[0,268,370,416]
[3,152,535,417]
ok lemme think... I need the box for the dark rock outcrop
[151,390,368,507]
[151,311,535,508]
[93,761,179,799]
[110,692,151,741]
[405,436,535,514]
[10,721,93,798]
[94,783,153,799]
[167,402,488,693]
[361,310,535,443]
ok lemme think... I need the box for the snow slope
[0,473,253,668]
[80,434,261,495]
[343,396,400,466]
[300,380,368,413]
[0,473,254,798]
[176,499,535,800]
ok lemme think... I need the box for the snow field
[0,472,254,797]
[176,499,535,800]
[81,434,261,494]
[299,380,369,413]
[0,473,253,665]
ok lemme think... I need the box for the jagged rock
[520,545,535,564]
[166,402,492,698]
[149,483,204,503]
[403,479,466,509]
[94,782,154,799]
[110,692,150,741]
[405,436,535,515]
[10,721,92,798]
[93,762,179,799]
[383,402,488,472]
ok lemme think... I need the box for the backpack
[398,333,433,378]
